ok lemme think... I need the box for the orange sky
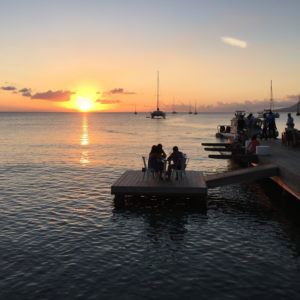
[1,1,300,112]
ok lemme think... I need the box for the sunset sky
[1,0,300,112]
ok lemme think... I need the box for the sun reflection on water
[80,114,90,165]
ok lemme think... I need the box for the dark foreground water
[0,112,300,299]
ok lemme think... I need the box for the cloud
[108,88,135,95]
[221,36,247,48]
[163,97,296,113]
[31,90,74,101]
[97,99,121,104]
[19,88,32,97]
[286,94,300,101]
[198,98,294,112]
[1,86,17,91]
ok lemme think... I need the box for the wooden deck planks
[111,170,207,196]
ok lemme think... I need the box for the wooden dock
[111,140,300,206]
[111,165,280,206]
[257,140,300,200]
[202,139,300,200]
[111,170,207,197]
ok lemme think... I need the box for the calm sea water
[0,112,300,300]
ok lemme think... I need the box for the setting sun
[77,96,93,112]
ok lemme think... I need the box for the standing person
[261,113,268,140]
[166,146,185,180]
[267,111,277,139]
[237,114,246,133]
[286,113,295,129]
[246,113,254,138]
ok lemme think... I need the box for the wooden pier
[111,170,207,200]
[202,140,300,200]
[111,140,300,207]
[111,165,279,206]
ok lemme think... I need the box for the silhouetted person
[148,145,163,179]
[267,111,277,139]
[237,115,246,133]
[286,113,294,129]
[261,113,268,140]
[166,146,184,180]
[157,143,167,159]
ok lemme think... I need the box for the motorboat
[216,110,245,139]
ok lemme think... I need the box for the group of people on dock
[148,144,186,180]
[235,111,298,154]
[237,111,278,140]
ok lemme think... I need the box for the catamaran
[151,71,166,119]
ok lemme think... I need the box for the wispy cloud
[221,36,247,49]
[107,88,135,95]
[19,88,32,97]
[31,90,74,101]
[1,86,17,91]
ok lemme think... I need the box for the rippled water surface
[0,112,300,300]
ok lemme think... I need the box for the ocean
[0,112,300,300]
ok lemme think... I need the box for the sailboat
[172,98,177,114]
[151,71,166,119]
[134,104,137,115]
[297,95,300,116]
[188,102,192,114]
[258,80,280,118]
[193,101,198,115]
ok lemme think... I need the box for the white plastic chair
[172,156,189,180]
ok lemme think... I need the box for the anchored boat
[151,71,166,119]
[215,110,245,139]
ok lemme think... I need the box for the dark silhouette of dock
[112,170,206,196]
[111,139,300,207]
[111,165,279,207]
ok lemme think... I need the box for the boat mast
[156,71,160,111]
[270,80,273,111]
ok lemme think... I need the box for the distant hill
[276,101,299,112]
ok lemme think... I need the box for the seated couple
[148,144,186,180]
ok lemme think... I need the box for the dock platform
[111,170,207,198]
[111,140,300,206]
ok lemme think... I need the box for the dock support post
[114,194,125,208]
